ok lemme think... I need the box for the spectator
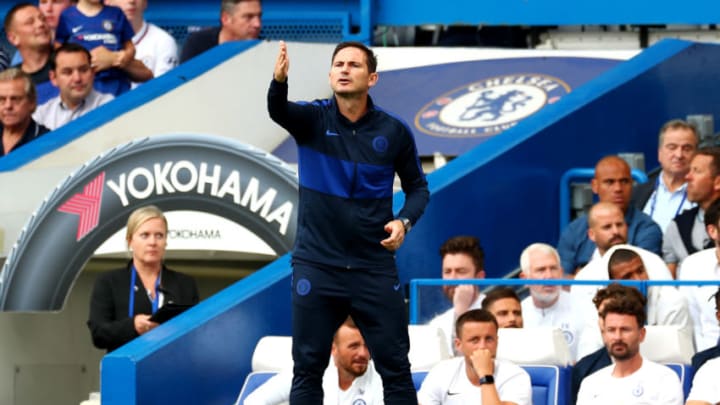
[418,309,532,405]
[4,3,58,104]
[557,155,662,274]
[576,293,683,404]
[481,287,523,328]
[663,147,720,277]
[87,205,199,352]
[240,317,383,405]
[428,235,487,354]
[33,43,113,130]
[690,286,720,371]
[570,283,644,405]
[677,199,720,351]
[105,0,178,88]
[55,0,152,96]
[11,0,75,65]
[632,119,698,232]
[519,242,590,362]
[685,356,720,405]
[180,0,262,63]
[0,68,49,157]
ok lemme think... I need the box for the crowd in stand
[0,0,261,156]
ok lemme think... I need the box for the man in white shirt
[240,317,383,405]
[428,235,487,354]
[33,43,113,130]
[106,0,178,87]
[418,309,532,405]
[686,356,720,405]
[577,293,683,405]
[519,242,590,362]
[678,198,720,351]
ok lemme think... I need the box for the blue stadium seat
[234,371,277,404]
[412,370,428,390]
[521,365,570,405]
[665,363,694,400]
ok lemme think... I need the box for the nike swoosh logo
[447,391,461,396]
[72,26,83,33]
[325,130,339,136]
[393,282,401,291]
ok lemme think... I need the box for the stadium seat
[497,327,572,366]
[412,370,429,390]
[640,325,694,364]
[251,336,293,372]
[408,324,452,371]
[665,363,694,400]
[234,371,277,405]
[521,365,570,405]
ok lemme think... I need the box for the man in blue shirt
[558,155,662,274]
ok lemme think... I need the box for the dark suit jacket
[631,170,659,211]
[87,261,199,352]
[570,347,612,405]
[691,345,720,371]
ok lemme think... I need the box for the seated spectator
[481,287,523,328]
[631,119,697,233]
[55,0,152,96]
[240,316,383,405]
[428,235,486,354]
[418,309,532,405]
[663,147,720,277]
[690,286,720,371]
[33,43,113,130]
[685,356,720,405]
[678,199,720,351]
[558,155,662,274]
[180,0,262,63]
[11,0,75,65]
[577,292,683,404]
[571,283,644,405]
[87,205,199,352]
[106,0,178,87]
[0,68,49,157]
[4,3,58,104]
[519,242,590,362]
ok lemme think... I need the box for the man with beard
[519,243,590,362]
[241,317,383,405]
[663,147,720,277]
[577,293,683,405]
[481,287,523,328]
[428,235,487,354]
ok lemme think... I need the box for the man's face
[591,160,633,212]
[603,312,645,361]
[331,325,369,378]
[486,298,523,328]
[50,51,94,107]
[0,79,35,128]
[221,0,262,41]
[7,5,52,51]
[329,46,378,97]
[524,250,563,305]
[105,0,147,24]
[609,256,648,281]
[454,321,498,360]
[38,0,72,30]
[441,252,484,301]
[658,127,697,179]
[686,154,719,204]
[588,206,628,254]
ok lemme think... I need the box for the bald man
[557,156,662,274]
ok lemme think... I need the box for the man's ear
[588,228,596,243]
[6,31,19,48]
[590,178,599,195]
[707,224,718,242]
[367,72,378,88]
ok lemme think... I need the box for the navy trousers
[289,261,416,404]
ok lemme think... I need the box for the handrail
[408,278,719,324]
[558,168,648,233]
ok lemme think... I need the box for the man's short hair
[455,308,497,340]
[439,235,484,271]
[331,41,378,73]
[592,282,646,311]
[607,248,641,277]
[50,43,91,71]
[599,292,647,327]
[221,0,260,15]
[4,2,35,33]
[519,243,560,273]
[481,287,521,310]
[694,147,720,177]
[658,119,699,146]
[704,198,720,228]
[333,315,358,342]
[0,68,37,105]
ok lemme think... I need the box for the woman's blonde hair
[125,205,168,246]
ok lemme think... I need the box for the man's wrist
[397,217,411,233]
[478,375,494,385]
